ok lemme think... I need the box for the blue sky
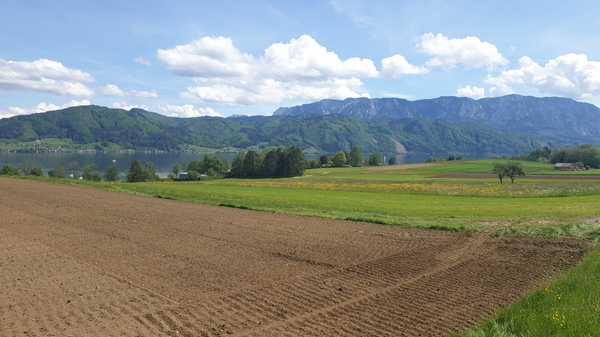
[2,0,600,118]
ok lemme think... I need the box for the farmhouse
[554,163,576,171]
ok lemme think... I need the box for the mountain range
[274,94,600,145]
[0,103,545,154]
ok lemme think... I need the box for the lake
[0,152,492,175]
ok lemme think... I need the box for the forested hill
[0,105,544,154]
[273,94,600,145]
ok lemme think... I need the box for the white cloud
[100,85,158,100]
[158,35,418,106]
[456,85,485,99]
[3,99,91,118]
[379,55,429,79]
[129,89,158,99]
[489,83,515,97]
[486,53,600,99]
[157,36,256,78]
[112,101,149,111]
[158,104,223,118]
[417,33,509,71]
[0,58,94,96]
[100,84,125,96]
[133,57,151,66]
[261,35,378,80]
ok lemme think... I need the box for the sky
[2,0,600,119]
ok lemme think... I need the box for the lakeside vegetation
[2,158,600,335]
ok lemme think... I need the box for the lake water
[0,152,492,175]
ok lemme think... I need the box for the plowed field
[0,178,591,336]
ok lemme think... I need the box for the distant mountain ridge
[273,94,600,144]
[0,105,542,154]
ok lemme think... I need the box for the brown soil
[432,172,600,180]
[0,178,591,336]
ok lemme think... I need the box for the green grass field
[10,158,600,336]
[416,159,600,175]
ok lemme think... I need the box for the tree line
[229,146,306,178]
[1,145,404,181]
[512,144,600,168]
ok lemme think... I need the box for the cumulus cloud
[99,85,158,100]
[158,35,418,106]
[133,57,151,66]
[418,33,509,71]
[3,100,91,119]
[100,84,125,96]
[456,85,485,99]
[489,83,515,97]
[486,53,600,99]
[0,58,94,96]
[379,55,429,79]
[158,104,223,118]
[129,89,158,99]
[112,101,149,111]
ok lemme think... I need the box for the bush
[0,165,20,176]
[187,170,199,180]
[29,167,43,176]
[368,153,382,166]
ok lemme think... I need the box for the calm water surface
[0,152,491,175]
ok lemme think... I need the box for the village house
[554,163,577,171]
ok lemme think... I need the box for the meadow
[15,159,600,336]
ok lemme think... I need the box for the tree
[282,146,306,177]
[67,161,80,178]
[348,146,363,167]
[126,160,145,182]
[308,159,320,168]
[82,164,102,181]
[104,165,119,181]
[186,170,199,180]
[330,151,347,167]
[492,161,525,183]
[447,155,455,161]
[230,152,245,177]
[143,162,158,181]
[492,162,508,183]
[242,150,257,177]
[505,162,526,183]
[203,155,224,173]
[221,157,230,171]
[368,152,383,166]
[0,165,20,176]
[388,157,397,165]
[343,150,350,164]
[187,160,203,173]
[55,165,66,178]
[257,149,279,177]
[319,155,328,166]
[17,161,40,176]
[172,163,180,176]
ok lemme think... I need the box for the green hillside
[0,105,547,154]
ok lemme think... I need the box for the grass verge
[454,244,600,337]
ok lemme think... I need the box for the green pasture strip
[528,169,600,175]
[454,245,600,337]
[213,177,600,198]
[408,159,554,174]
[52,178,600,231]
[409,159,600,177]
